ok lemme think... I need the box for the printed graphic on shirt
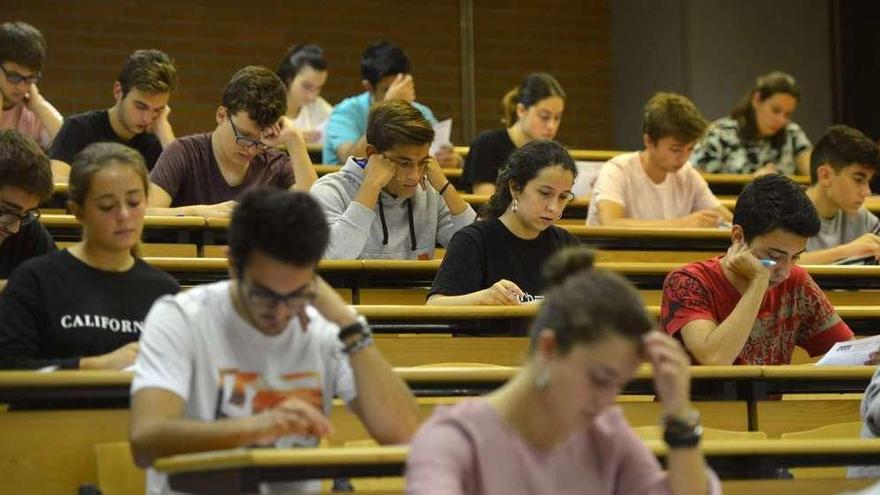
[214,368,325,447]
[60,314,145,333]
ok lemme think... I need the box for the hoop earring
[511,198,518,213]
[534,368,550,389]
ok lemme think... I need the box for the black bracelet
[439,181,452,195]
[338,317,368,342]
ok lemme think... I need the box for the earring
[511,198,518,213]
[534,368,550,389]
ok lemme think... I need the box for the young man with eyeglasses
[659,174,875,365]
[148,66,316,218]
[0,22,63,150]
[130,187,418,494]
[49,49,177,181]
[0,130,54,281]
[799,125,880,264]
[311,100,475,260]
[587,92,732,227]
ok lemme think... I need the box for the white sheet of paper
[816,334,880,365]
[430,119,453,156]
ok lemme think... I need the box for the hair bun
[542,246,596,287]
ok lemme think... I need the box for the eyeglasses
[239,277,317,312]
[228,115,268,151]
[0,206,40,226]
[383,154,429,172]
[0,65,40,86]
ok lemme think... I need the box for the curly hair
[222,66,288,128]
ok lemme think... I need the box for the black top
[0,220,55,279]
[463,128,517,190]
[0,250,180,369]
[49,109,163,170]
[429,217,581,298]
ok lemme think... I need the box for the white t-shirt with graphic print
[132,280,356,495]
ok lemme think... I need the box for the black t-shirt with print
[0,249,180,369]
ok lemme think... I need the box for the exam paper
[430,119,452,156]
[816,334,880,365]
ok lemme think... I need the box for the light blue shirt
[322,91,438,164]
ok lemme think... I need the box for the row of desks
[0,366,873,409]
[155,440,880,494]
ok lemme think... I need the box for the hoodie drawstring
[376,197,417,251]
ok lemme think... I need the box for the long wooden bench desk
[0,365,870,408]
[154,440,880,494]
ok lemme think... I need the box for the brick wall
[5,0,611,149]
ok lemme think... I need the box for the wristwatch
[338,316,374,354]
[662,409,703,448]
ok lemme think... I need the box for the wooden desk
[155,439,880,494]
[41,214,208,243]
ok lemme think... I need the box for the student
[587,92,732,228]
[0,143,179,370]
[849,366,880,479]
[0,22,63,149]
[692,71,811,176]
[49,49,177,180]
[0,130,55,280]
[409,246,719,495]
[311,100,475,260]
[277,44,332,144]
[660,174,856,365]
[464,73,565,195]
[148,66,317,218]
[323,40,461,168]
[129,187,418,494]
[428,140,580,305]
[800,125,880,264]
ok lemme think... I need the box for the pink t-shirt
[405,399,720,495]
[0,104,50,149]
[586,152,720,226]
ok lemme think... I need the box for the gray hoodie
[311,157,477,260]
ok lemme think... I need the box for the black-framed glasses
[0,206,40,226]
[228,115,268,151]
[239,277,317,312]
[0,65,41,86]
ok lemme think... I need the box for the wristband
[338,316,369,342]
[662,409,702,449]
[343,333,374,355]
[438,181,452,195]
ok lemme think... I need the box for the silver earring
[512,198,518,213]
[534,368,550,389]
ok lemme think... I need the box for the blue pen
[760,259,777,268]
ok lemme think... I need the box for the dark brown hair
[502,73,566,127]
[0,130,52,200]
[366,100,434,153]
[530,246,653,355]
[222,66,287,128]
[117,49,177,97]
[731,71,800,147]
[0,22,46,71]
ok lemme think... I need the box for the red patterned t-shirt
[660,257,853,365]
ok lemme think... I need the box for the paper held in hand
[430,119,452,156]
[816,334,880,365]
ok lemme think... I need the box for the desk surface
[155,438,880,488]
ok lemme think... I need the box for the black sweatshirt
[0,250,179,369]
